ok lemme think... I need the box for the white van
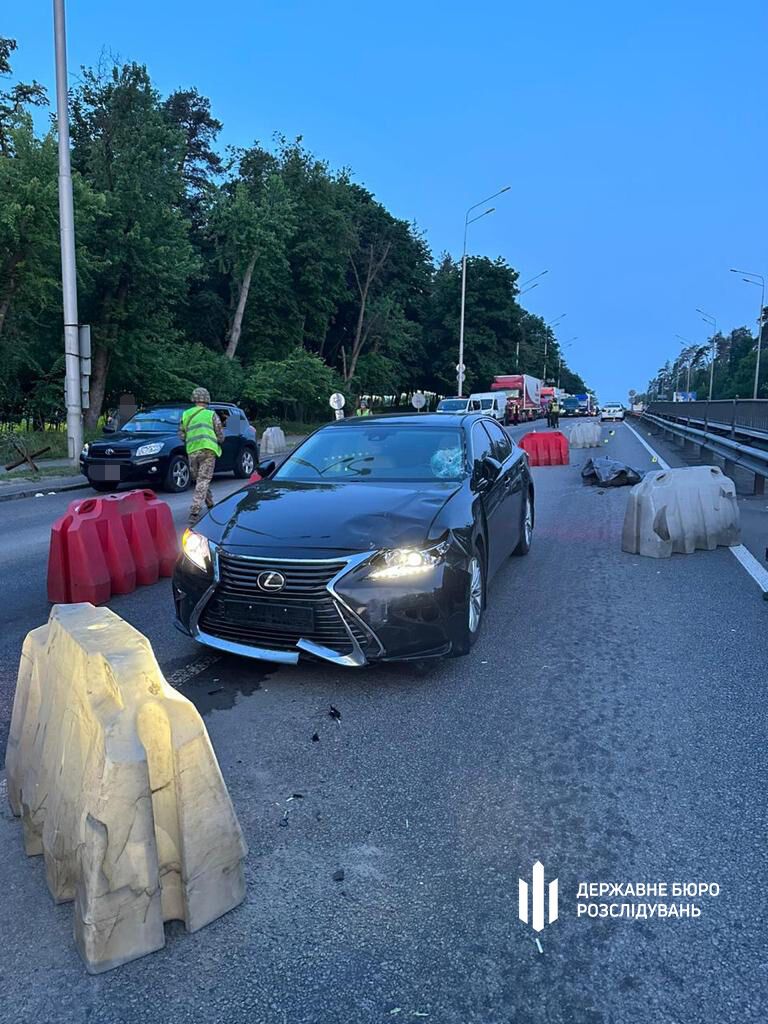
[469,392,506,421]
[436,396,483,414]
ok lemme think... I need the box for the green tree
[0,37,46,157]
[243,348,344,421]
[70,62,198,425]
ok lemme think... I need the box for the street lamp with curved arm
[457,186,511,395]
[542,313,566,380]
[675,334,696,394]
[730,268,766,399]
[557,338,577,388]
[696,308,718,400]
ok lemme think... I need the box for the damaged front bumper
[172,543,468,667]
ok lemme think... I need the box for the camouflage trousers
[188,450,216,524]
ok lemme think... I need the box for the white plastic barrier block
[569,421,602,448]
[5,603,247,973]
[260,426,287,455]
[621,466,740,558]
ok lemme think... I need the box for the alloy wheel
[523,496,533,545]
[468,556,483,634]
[241,450,255,475]
[174,461,190,489]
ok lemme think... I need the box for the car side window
[471,421,493,465]
[214,407,238,435]
[483,420,513,463]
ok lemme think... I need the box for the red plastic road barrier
[47,489,178,605]
[519,430,570,467]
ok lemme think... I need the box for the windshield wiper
[318,455,374,476]
[288,456,323,475]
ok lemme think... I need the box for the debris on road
[332,869,345,882]
[329,704,342,723]
[582,457,643,487]
[312,732,320,742]
[279,810,289,827]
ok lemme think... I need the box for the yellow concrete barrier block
[5,603,247,973]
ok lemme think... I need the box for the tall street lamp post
[542,313,566,381]
[675,334,695,395]
[457,186,510,395]
[730,269,766,399]
[53,0,83,463]
[557,337,577,389]
[515,271,549,368]
[696,308,718,401]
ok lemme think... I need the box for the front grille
[89,446,133,459]
[199,555,369,655]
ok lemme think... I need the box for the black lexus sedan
[80,403,259,492]
[173,413,534,667]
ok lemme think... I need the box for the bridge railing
[642,400,768,494]
[646,400,768,439]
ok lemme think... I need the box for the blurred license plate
[224,601,314,630]
[88,463,122,481]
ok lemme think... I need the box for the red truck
[490,374,543,423]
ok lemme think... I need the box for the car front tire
[512,489,533,556]
[451,546,486,656]
[163,454,191,492]
[234,445,257,479]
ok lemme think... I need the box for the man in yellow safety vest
[179,387,225,526]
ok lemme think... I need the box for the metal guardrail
[647,400,768,441]
[641,408,768,494]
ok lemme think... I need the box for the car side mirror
[473,455,502,490]
[257,460,276,478]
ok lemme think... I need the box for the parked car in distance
[80,403,259,493]
[436,396,482,414]
[174,413,534,667]
[600,403,625,422]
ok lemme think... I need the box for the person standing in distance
[179,387,225,527]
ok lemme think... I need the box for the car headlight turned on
[181,529,211,571]
[368,541,449,580]
[136,442,164,457]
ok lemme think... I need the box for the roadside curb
[0,479,90,504]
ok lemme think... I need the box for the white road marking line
[535,938,543,953]
[729,544,768,593]
[623,420,670,469]
[623,421,768,594]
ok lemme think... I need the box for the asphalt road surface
[0,419,765,1024]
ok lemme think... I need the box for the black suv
[80,403,259,493]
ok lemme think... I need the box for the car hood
[200,479,462,556]
[90,430,174,447]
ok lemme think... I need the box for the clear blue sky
[7,0,767,400]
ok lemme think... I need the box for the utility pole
[54,0,83,462]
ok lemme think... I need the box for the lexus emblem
[105,448,115,455]
[256,570,286,593]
